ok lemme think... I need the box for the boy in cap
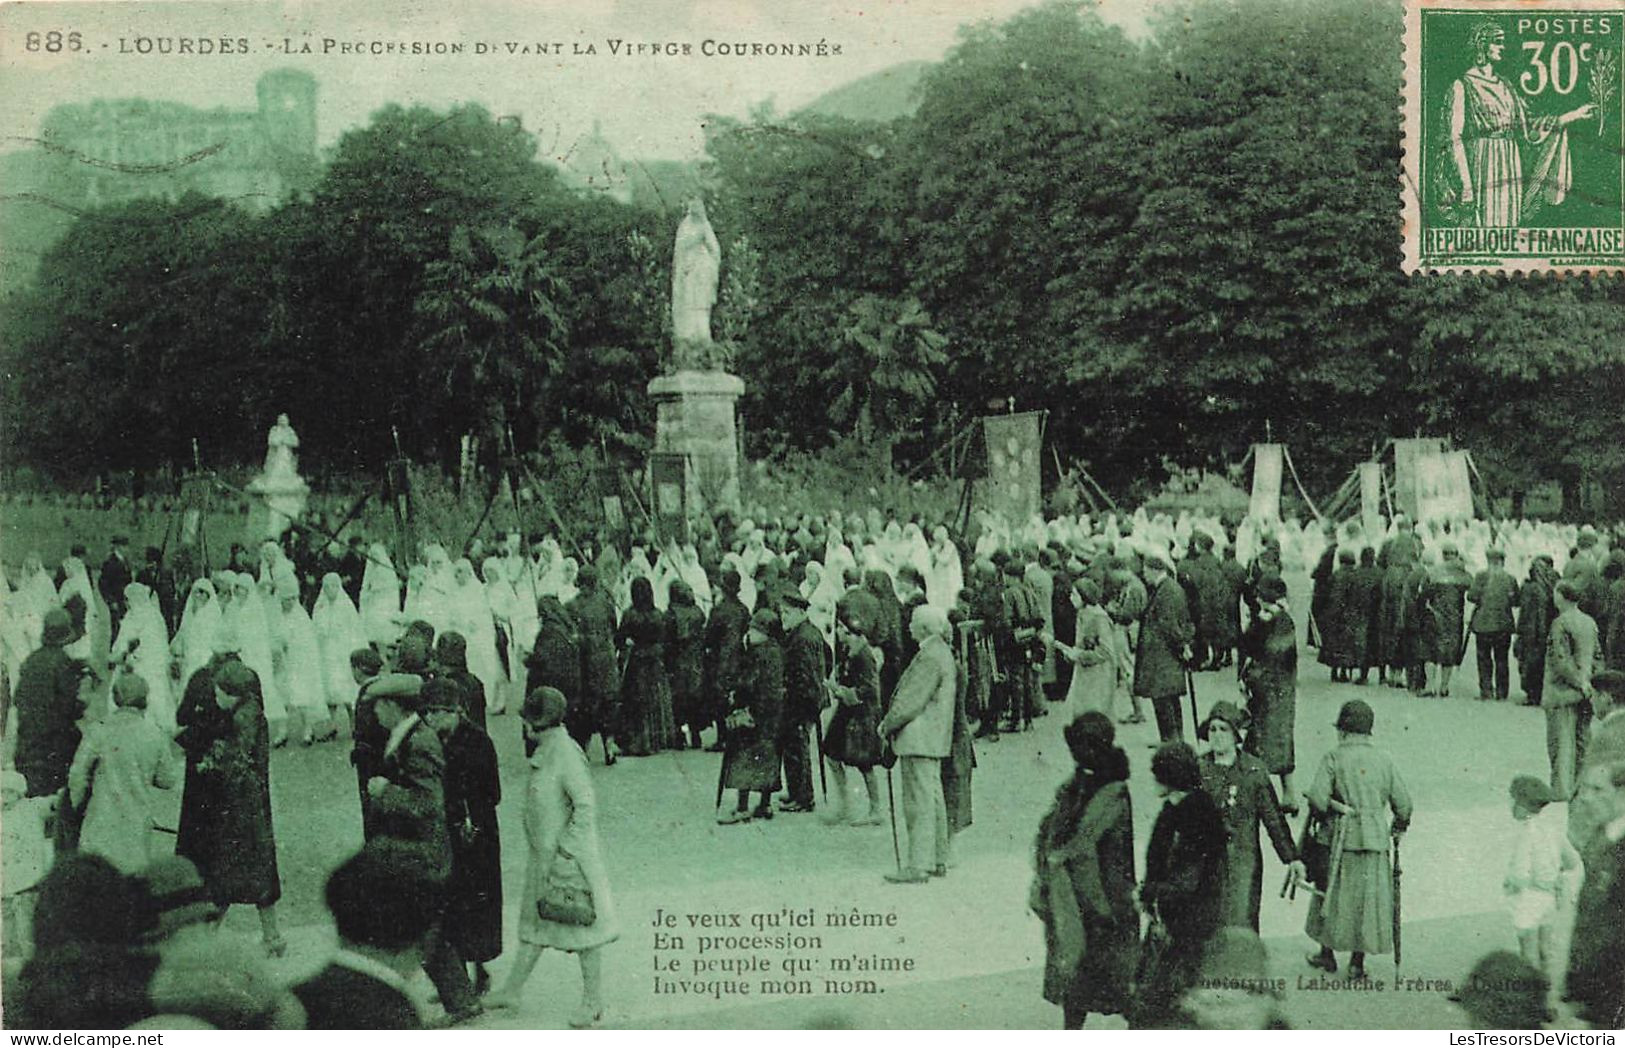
[1503,774,1582,973]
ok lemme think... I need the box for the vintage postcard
[2,0,1624,1037]
[1403,0,1625,272]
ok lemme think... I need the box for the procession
[4,0,1625,1035]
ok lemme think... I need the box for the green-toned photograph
[1,0,1623,1034]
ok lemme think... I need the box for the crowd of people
[2,502,1623,1030]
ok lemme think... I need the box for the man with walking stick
[877,606,958,884]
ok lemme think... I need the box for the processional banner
[1415,450,1474,522]
[649,453,690,544]
[1359,462,1385,538]
[1391,437,1445,520]
[976,412,1043,522]
[1249,444,1283,522]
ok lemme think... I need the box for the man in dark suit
[293,841,440,1029]
[366,679,480,1026]
[99,535,133,634]
[778,593,827,814]
[1135,555,1196,743]
[705,569,751,753]
[1467,547,1521,702]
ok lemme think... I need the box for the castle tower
[256,68,317,160]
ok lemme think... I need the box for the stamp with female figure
[1403,0,1625,272]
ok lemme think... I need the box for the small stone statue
[671,197,721,352]
[263,413,300,478]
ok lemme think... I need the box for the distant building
[553,120,634,204]
[0,69,319,290]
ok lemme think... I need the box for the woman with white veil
[273,564,329,745]
[0,563,38,700]
[556,557,580,606]
[58,556,103,664]
[824,526,856,585]
[483,556,527,717]
[312,572,367,733]
[360,542,402,649]
[927,526,964,611]
[450,558,507,714]
[227,572,288,746]
[170,577,223,688]
[18,552,58,627]
[110,582,175,733]
[672,544,713,617]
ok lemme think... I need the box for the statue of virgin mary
[671,197,721,348]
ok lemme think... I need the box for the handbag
[535,849,597,927]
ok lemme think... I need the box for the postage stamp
[1402,0,1625,273]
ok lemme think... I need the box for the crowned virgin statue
[671,197,721,351]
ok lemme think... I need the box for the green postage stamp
[1403,0,1625,272]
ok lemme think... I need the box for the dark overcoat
[1133,577,1193,701]
[441,718,503,963]
[722,637,785,793]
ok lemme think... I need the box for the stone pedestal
[245,473,309,542]
[647,370,745,516]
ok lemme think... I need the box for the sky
[0,0,1162,164]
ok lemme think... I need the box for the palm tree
[824,293,949,461]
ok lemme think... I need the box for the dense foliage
[3,0,1622,516]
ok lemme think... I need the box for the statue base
[246,473,310,542]
[647,369,745,517]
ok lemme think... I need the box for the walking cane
[813,712,828,801]
[885,758,902,873]
[1185,667,1199,733]
[1392,835,1404,979]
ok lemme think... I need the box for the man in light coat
[1545,580,1598,799]
[878,605,956,885]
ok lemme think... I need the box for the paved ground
[130,572,1586,1029]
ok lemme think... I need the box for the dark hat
[139,857,218,938]
[113,674,150,710]
[1447,951,1550,1029]
[521,686,568,730]
[1198,699,1248,741]
[1064,711,1116,765]
[1335,698,1374,734]
[1509,774,1553,811]
[749,607,779,634]
[350,647,383,676]
[213,660,259,701]
[1486,547,1506,562]
[366,672,425,713]
[1255,576,1288,603]
[41,607,74,646]
[1151,741,1203,792]
[1591,669,1625,698]
[434,631,467,660]
[420,677,463,714]
[781,591,810,611]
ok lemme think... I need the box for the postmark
[1402,0,1625,273]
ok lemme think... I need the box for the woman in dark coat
[175,658,284,956]
[568,566,619,759]
[433,631,486,728]
[526,595,583,748]
[1309,537,1338,650]
[1031,713,1136,1029]
[1318,550,1359,680]
[1515,556,1558,707]
[823,607,888,825]
[1347,546,1385,684]
[666,582,709,749]
[1132,741,1228,1029]
[1376,556,1415,687]
[864,570,906,703]
[719,609,785,823]
[942,637,976,835]
[423,686,503,993]
[1239,577,1300,806]
[1423,547,1473,697]
[1197,702,1300,931]
[615,577,677,757]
